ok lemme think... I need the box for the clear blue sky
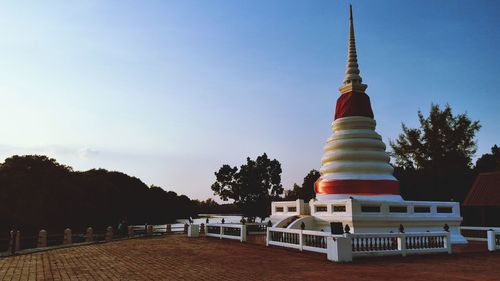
[0,0,498,200]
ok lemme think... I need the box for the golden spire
[339,4,368,94]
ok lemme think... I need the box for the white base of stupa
[270,198,467,244]
[316,194,404,202]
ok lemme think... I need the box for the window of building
[333,205,346,212]
[361,205,381,213]
[389,206,407,213]
[315,206,327,212]
[288,207,296,212]
[414,206,431,213]
[276,207,284,212]
[437,207,453,213]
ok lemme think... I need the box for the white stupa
[315,5,400,202]
[270,5,466,244]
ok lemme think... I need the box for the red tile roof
[463,171,500,206]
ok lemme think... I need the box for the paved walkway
[0,235,499,281]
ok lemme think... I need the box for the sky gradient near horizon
[1,0,499,200]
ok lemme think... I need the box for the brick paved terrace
[0,234,499,281]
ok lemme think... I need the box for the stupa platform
[271,198,466,244]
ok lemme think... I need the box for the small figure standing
[221,218,225,224]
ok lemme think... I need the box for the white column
[240,225,247,242]
[299,230,303,251]
[188,224,200,238]
[327,236,352,262]
[445,232,452,254]
[487,230,496,252]
[397,234,406,257]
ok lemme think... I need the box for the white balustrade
[266,227,452,262]
[245,223,268,234]
[461,226,500,245]
[267,227,331,254]
[349,232,451,257]
[205,223,247,242]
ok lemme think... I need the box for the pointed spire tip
[339,3,367,94]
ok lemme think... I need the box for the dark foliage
[211,153,283,219]
[390,104,480,202]
[475,145,500,173]
[191,198,240,214]
[0,155,197,234]
[284,169,320,202]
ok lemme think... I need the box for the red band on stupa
[315,179,400,195]
[335,91,374,120]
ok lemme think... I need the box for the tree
[284,170,320,202]
[391,104,480,170]
[285,184,301,200]
[0,155,197,234]
[211,153,283,219]
[475,145,500,173]
[390,104,480,201]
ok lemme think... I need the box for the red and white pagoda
[270,5,466,244]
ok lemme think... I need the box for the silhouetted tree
[192,198,239,214]
[284,170,319,202]
[211,153,283,219]
[390,104,480,201]
[0,155,196,238]
[285,184,302,200]
[475,145,500,173]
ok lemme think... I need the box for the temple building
[462,171,500,226]
[270,5,466,244]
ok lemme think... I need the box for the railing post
[220,225,224,239]
[105,226,113,242]
[147,225,154,235]
[397,234,406,257]
[37,229,47,248]
[444,232,452,254]
[15,230,20,252]
[85,227,94,242]
[327,235,352,262]
[240,225,247,242]
[9,230,16,254]
[166,224,172,234]
[487,230,496,252]
[299,230,303,251]
[187,224,200,238]
[63,228,72,245]
[128,226,134,238]
[266,228,270,246]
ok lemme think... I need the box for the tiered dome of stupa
[314,5,401,201]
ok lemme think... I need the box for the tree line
[0,155,197,234]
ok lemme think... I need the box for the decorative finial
[339,4,368,94]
